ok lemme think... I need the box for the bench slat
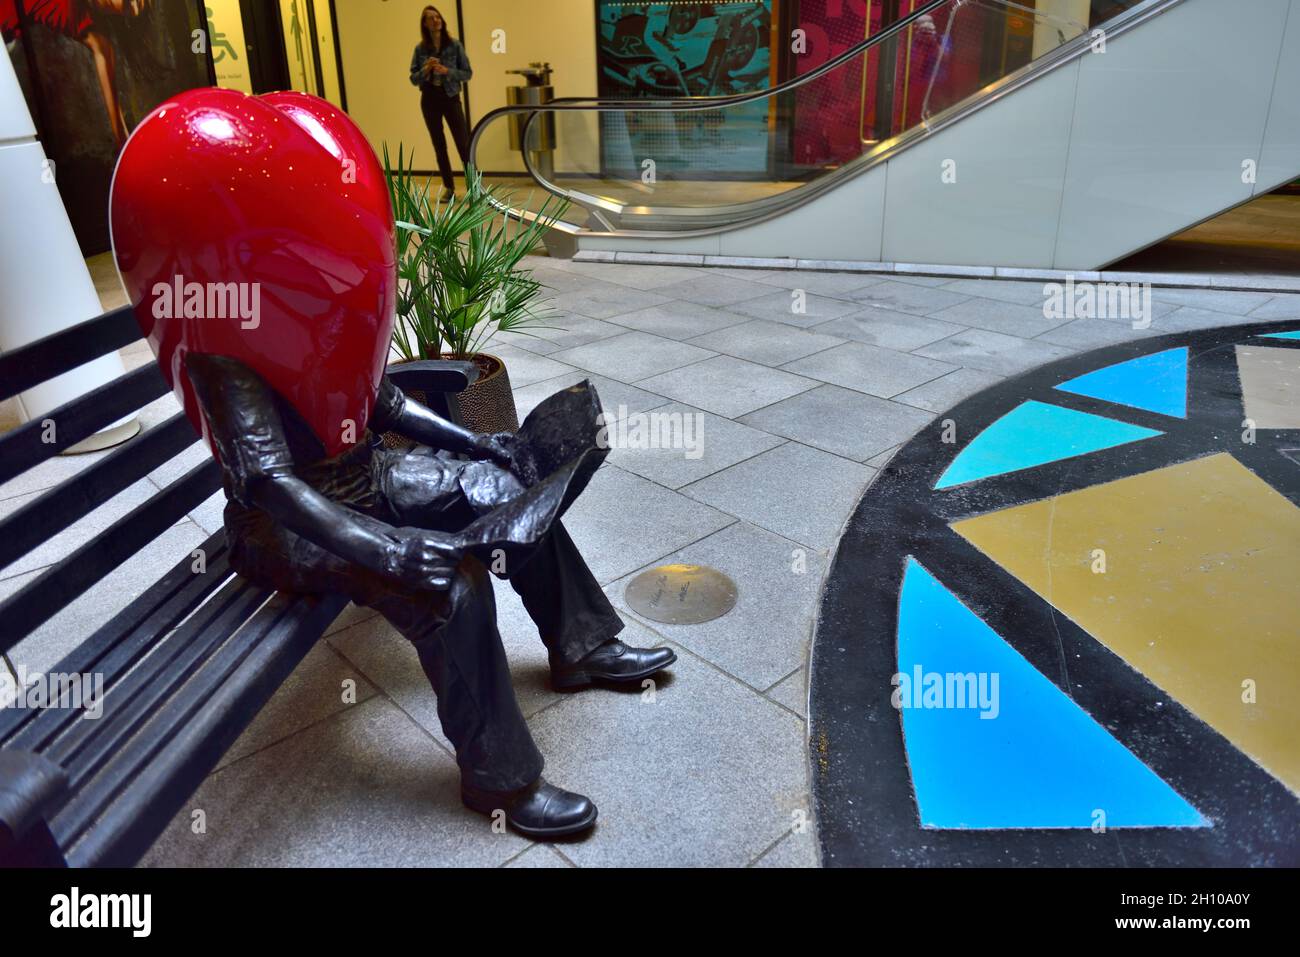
[0,536,233,752]
[0,306,140,403]
[0,458,221,650]
[0,363,169,487]
[53,579,274,788]
[56,591,347,866]
[0,412,200,575]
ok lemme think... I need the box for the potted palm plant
[383,145,570,434]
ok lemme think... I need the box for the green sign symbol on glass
[205,7,240,64]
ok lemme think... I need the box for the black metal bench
[0,306,472,867]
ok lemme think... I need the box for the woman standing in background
[409,5,472,195]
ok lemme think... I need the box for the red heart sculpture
[110,88,395,458]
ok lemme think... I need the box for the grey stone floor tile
[634,354,819,418]
[729,288,865,329]
[567,262,707,290]
[812,308,966,352]
[1209,273,1300,291]
[687,318,845,366]
[608,522,823,691]
[605,300,752,340]
[147,438,212,490]
[606,402,783,490]
[218,642,380,770]
[4,521,210,676]
[611,520,816,691]
[133,390,185,431]
[546,283,671,320]
[331,592,662,773]
[913,328,1071,376]
[549,331,715,383]
[717,269,889,295]
[140,697,530,867]
[1152,287,1275,316]
[117,338,153,368]
[892,368,1005,413]
[709,265,798,282]
[514,371,668,422]
[1248,294,1300,320]
[525,265,615,295]
[753,828,819,868]
[489,315,627,355]
[652,273,777,308]
[739,385,933,462]
[730,269,887,298]
[765,667,807,718]
[331,583,662,756]
[864,445,900,468]
[0,442,110,502]
[321,617,456,757]
[524,641,807,867]
[1033,318,1159,350]
[939,278,1051,305]
[781,341,958,399]
[890,275,955,287]
[1154,305,1282,332]
[562,465,736,584]
[187,489,227,537]
[927,296,1071,338]
[480,343,578,389]
[846,279,971,315]
[682,443,873,550]
[505,845,574,867]
[323,602,380,637]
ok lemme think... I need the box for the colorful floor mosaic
[810,322,1300,866]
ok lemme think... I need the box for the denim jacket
[409,40,472,98]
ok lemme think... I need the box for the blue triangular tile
[897,559,1207,829]
[1054,348,1188,418]
[1259,330,1300,341]
[935,401,1162,489]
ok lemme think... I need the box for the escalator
[468,0,1300,273]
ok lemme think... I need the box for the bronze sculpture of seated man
[184,354,675,838]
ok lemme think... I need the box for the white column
[0,41,137,452]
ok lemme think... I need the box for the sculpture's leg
[228,514,543,792]
[365,555,544,791]
[505,521,624,667]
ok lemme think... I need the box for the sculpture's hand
[467,431,517,470]
[384,527,462,591]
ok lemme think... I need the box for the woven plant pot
[451,352,520,435]
[382,353,519,450]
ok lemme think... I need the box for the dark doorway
[239,0,291,94]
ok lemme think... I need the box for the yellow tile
[951,453,1300,794]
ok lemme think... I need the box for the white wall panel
[1258,0,1300,193]
[1054,0,1290,268]
[881,61,1079,269]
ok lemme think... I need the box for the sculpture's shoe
[462,778,597,838]
[551,639,677,691]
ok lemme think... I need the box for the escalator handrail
[468,0,948,167]
[468,0,1182,237]
[465,0,947,233]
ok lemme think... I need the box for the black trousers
[420,88,470,193]
[227,449,624,792]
